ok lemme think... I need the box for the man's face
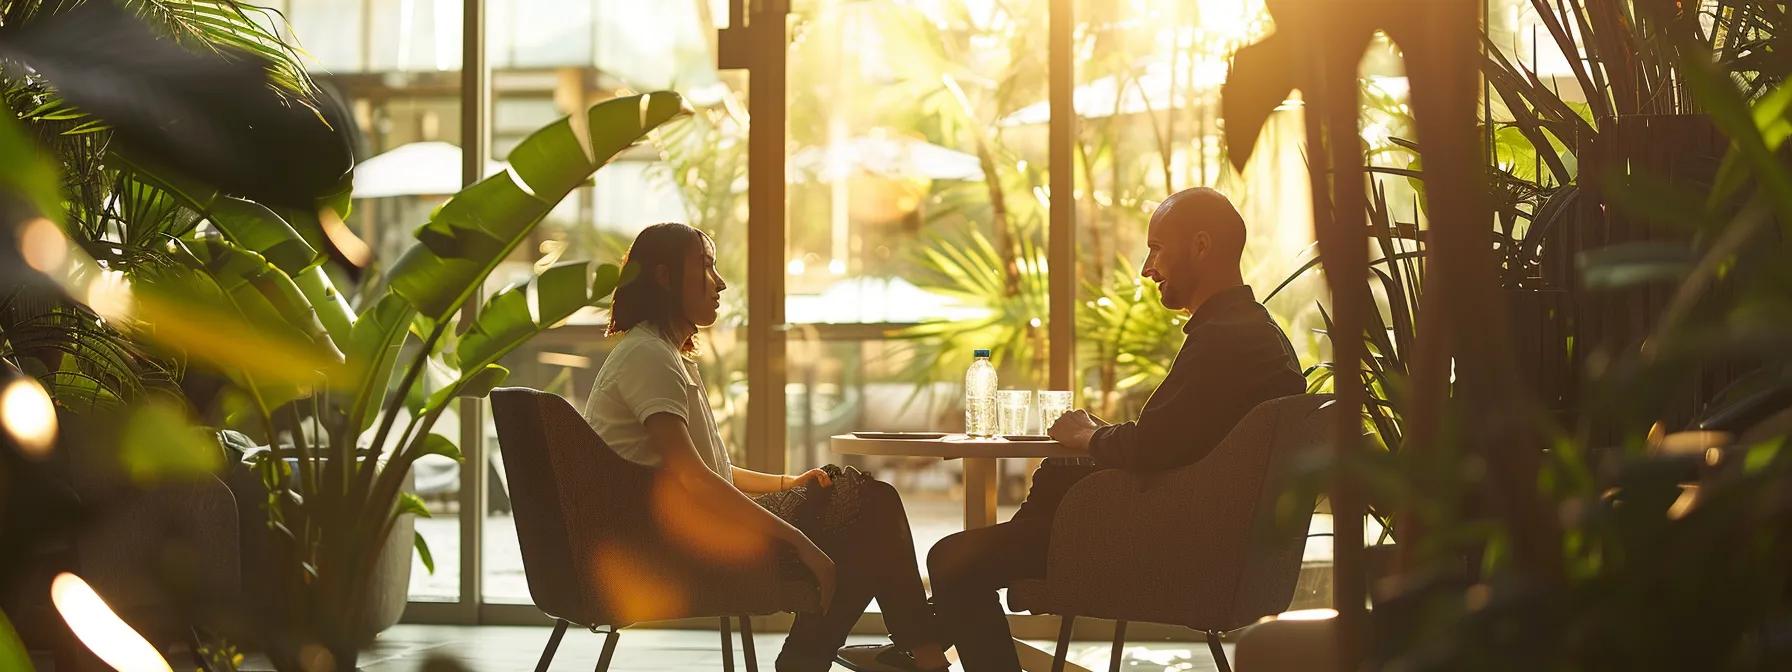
[1140,207,1205,311]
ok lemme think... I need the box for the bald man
[923,188,1305,672]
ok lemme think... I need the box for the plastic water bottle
[965,349,998,437]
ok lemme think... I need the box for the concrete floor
[238,624,1235,672]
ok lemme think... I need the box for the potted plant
[117,91,688,668]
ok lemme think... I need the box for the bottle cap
[974,349,991,358]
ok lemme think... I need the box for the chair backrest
[490,387,655,625]
[1044,393,1336,631]
[1145,393,1336,629]
[1227,394,1337,626]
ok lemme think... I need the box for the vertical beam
[1047,0,1075,392]
[745,0,790,475]
[358,0,372,73]
[457,0,490,623]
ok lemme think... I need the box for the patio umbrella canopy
[352,141,508,198]
[789,133,984,181]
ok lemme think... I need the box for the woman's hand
[784,468,833,489]
[793,540,836,612]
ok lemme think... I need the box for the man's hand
[785,468,833,489]
[1048,409,1101,451]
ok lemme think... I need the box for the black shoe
[837,644,929,672]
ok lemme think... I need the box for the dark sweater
[1020,285,1306,517]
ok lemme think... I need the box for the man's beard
[1158,282,1180,308]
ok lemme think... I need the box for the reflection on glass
[1037,390,1072,433]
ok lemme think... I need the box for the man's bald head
[1150,187,1247,264]
[1141,188,1248,312]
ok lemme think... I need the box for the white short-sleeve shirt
[582,327,733,483]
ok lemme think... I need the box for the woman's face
[679,238,726,328]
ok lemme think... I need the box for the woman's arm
[732,466,835,494]
[646,414,808,542]
[730,467,788,494]
[646,413,837,608]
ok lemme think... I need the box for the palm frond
[129,0,314,98]
[0,288,178,410]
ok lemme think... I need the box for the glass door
[474,0,757,611]
[780,0,1053,584]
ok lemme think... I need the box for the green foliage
[0,114,63,225]
[1271,181,1423,532]
[1076,259,1185,416]
[890,226,1050,402]
[0,595,34,672]
[119,399,226,481]
[2,86,690,664]
[0,0,327,414]
[1244,3,1792,669]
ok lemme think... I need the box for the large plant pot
[227,458,416,657]
[358,505,413,640]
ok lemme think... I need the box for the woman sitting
[582,223,949,672]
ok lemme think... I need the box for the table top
[830,433,1083,459]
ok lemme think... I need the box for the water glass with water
[1038,390,1074,433]
[996,390,1032,436]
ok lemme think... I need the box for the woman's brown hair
[607,222,713,353]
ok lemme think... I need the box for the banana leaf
[341,293,413,434]
[117,154,321,276]
[130,259,334,410]
[387,92,689,322]
[449,261,621,385]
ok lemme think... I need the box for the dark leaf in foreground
[0,0,352,210]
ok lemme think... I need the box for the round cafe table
[831,433,1092,672]
[829,434,1082,529]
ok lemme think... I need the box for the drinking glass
[1038,391,1074,432]
[996,390,1033,436]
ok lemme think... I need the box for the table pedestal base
[962,457,1000,528]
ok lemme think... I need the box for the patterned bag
[750,464,871,537]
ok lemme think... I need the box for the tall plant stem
[349,318,449,525]
[1310,35,1371,672]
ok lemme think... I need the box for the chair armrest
[77,475,242,617]
[641,531,792,617]
[560,495,796,623]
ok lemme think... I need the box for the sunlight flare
[18,217,67,273]
[86,269,134,323]
[1,376,56,459]
[51,573,172,672]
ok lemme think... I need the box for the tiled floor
[250,624,1235,672]
[412,498,1365,605]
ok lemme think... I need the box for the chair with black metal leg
[493,387,818,672]
[1008,395,1338,672]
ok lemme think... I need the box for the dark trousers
[927,463,1099,672]
[778,480,942,672]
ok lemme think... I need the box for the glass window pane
[367,0,465,72]
[288,0,366,71]
[479,0,750,606]
[290,0,467,604]
[784,0,1049,597]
